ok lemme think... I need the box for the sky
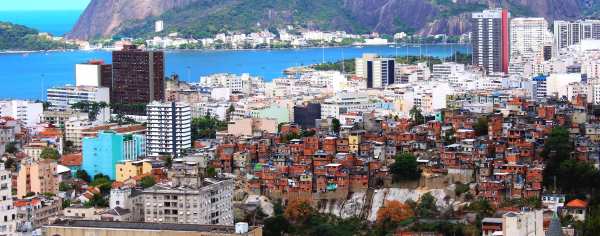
[1,0,91,11]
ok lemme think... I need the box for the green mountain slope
[68,0,599,40]
[0,22,75,51]
[117,0,368,38]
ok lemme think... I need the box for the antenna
[41,74,45,101]
[341,48,345,74]
[395,37,398,58]
[322,40,325,64]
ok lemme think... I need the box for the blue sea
[0,45,470,99]
[0,11,470,100]
[0,10,82,36]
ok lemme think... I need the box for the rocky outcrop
[67,0,593,40]
[67,0,202,39]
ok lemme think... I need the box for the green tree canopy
[390,153,421,182]
[416,193,439,218]
[40,147,60,160]
[473,116,488,136]
[409,106,425,125]
[5,141,17,154]
[140,175,156,188]
[76,169,91,182]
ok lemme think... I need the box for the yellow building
[115,160,152,182]
[348,135,361,154]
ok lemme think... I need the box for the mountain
[67,0,598,40]
[0,22,76,51]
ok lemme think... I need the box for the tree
[3,158,15,170]
[376,200,414,224]
[579,206,600,235]
[140,175,156,188]
[40,147,60,160]
[84,193,108,208]
[76,170,91,182]
[63,140,74,154]
[164,155,173,168]
[4,142,17,154]
[390,153,421,182]
[206,166,217,177]
[416,193,439,218]
[409,106,425,125]
[454,182,470,197]
[91,174,112,194]
[59,182,73,191]
[71,101,108,121]
[473,117,488,136]
[466,199,495,217]
[556,159,598,194]
[284,200,313,223]
[62,199,71,209]
[331,118,341,134]
[226,104,235,122]
[191,116,227,140]
[263,215,291,236]
[542,127,577,192]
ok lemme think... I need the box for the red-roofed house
[564,199,588,221]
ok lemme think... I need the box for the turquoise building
[82,131,145,180]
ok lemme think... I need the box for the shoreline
[0,43,470,55]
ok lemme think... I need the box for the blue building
[82,131,145,180]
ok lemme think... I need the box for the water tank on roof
[235,222,249,234]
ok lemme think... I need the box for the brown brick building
[111,45,164,113]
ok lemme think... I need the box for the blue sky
[1,0,91,11]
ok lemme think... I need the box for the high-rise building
[112,45,165,110]
[46,85,111,122]
[510,17,551,60]
[155,20,164,33]
[0,164,16,236]
[554,20,600,52]
[82,131,146,180]
[16,159,59,198]
[0,100,43,127]
[146,101,191,158]
[293,103,322,129]
[471,9,510,74]
[75,60,112,88]
[355,54,395,88]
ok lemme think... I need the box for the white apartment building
[554,20,600,53]
[531,75,547,101]
[198,73,265,95]
[321,92,375,119]
[64,116,92,150]
[547,73,583,98]
[0,164,16,236]
[0,100,43,127]
[588,80,600,105]
[46,85,110,122]
[510,17,551,60]
[355,54,396,88]
[75,62,110,87]
[502,210,544,236]
[146,101,192,158]
[432,62,465,80]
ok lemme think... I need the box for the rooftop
[566,199,588,208]
[47,220,257,233]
